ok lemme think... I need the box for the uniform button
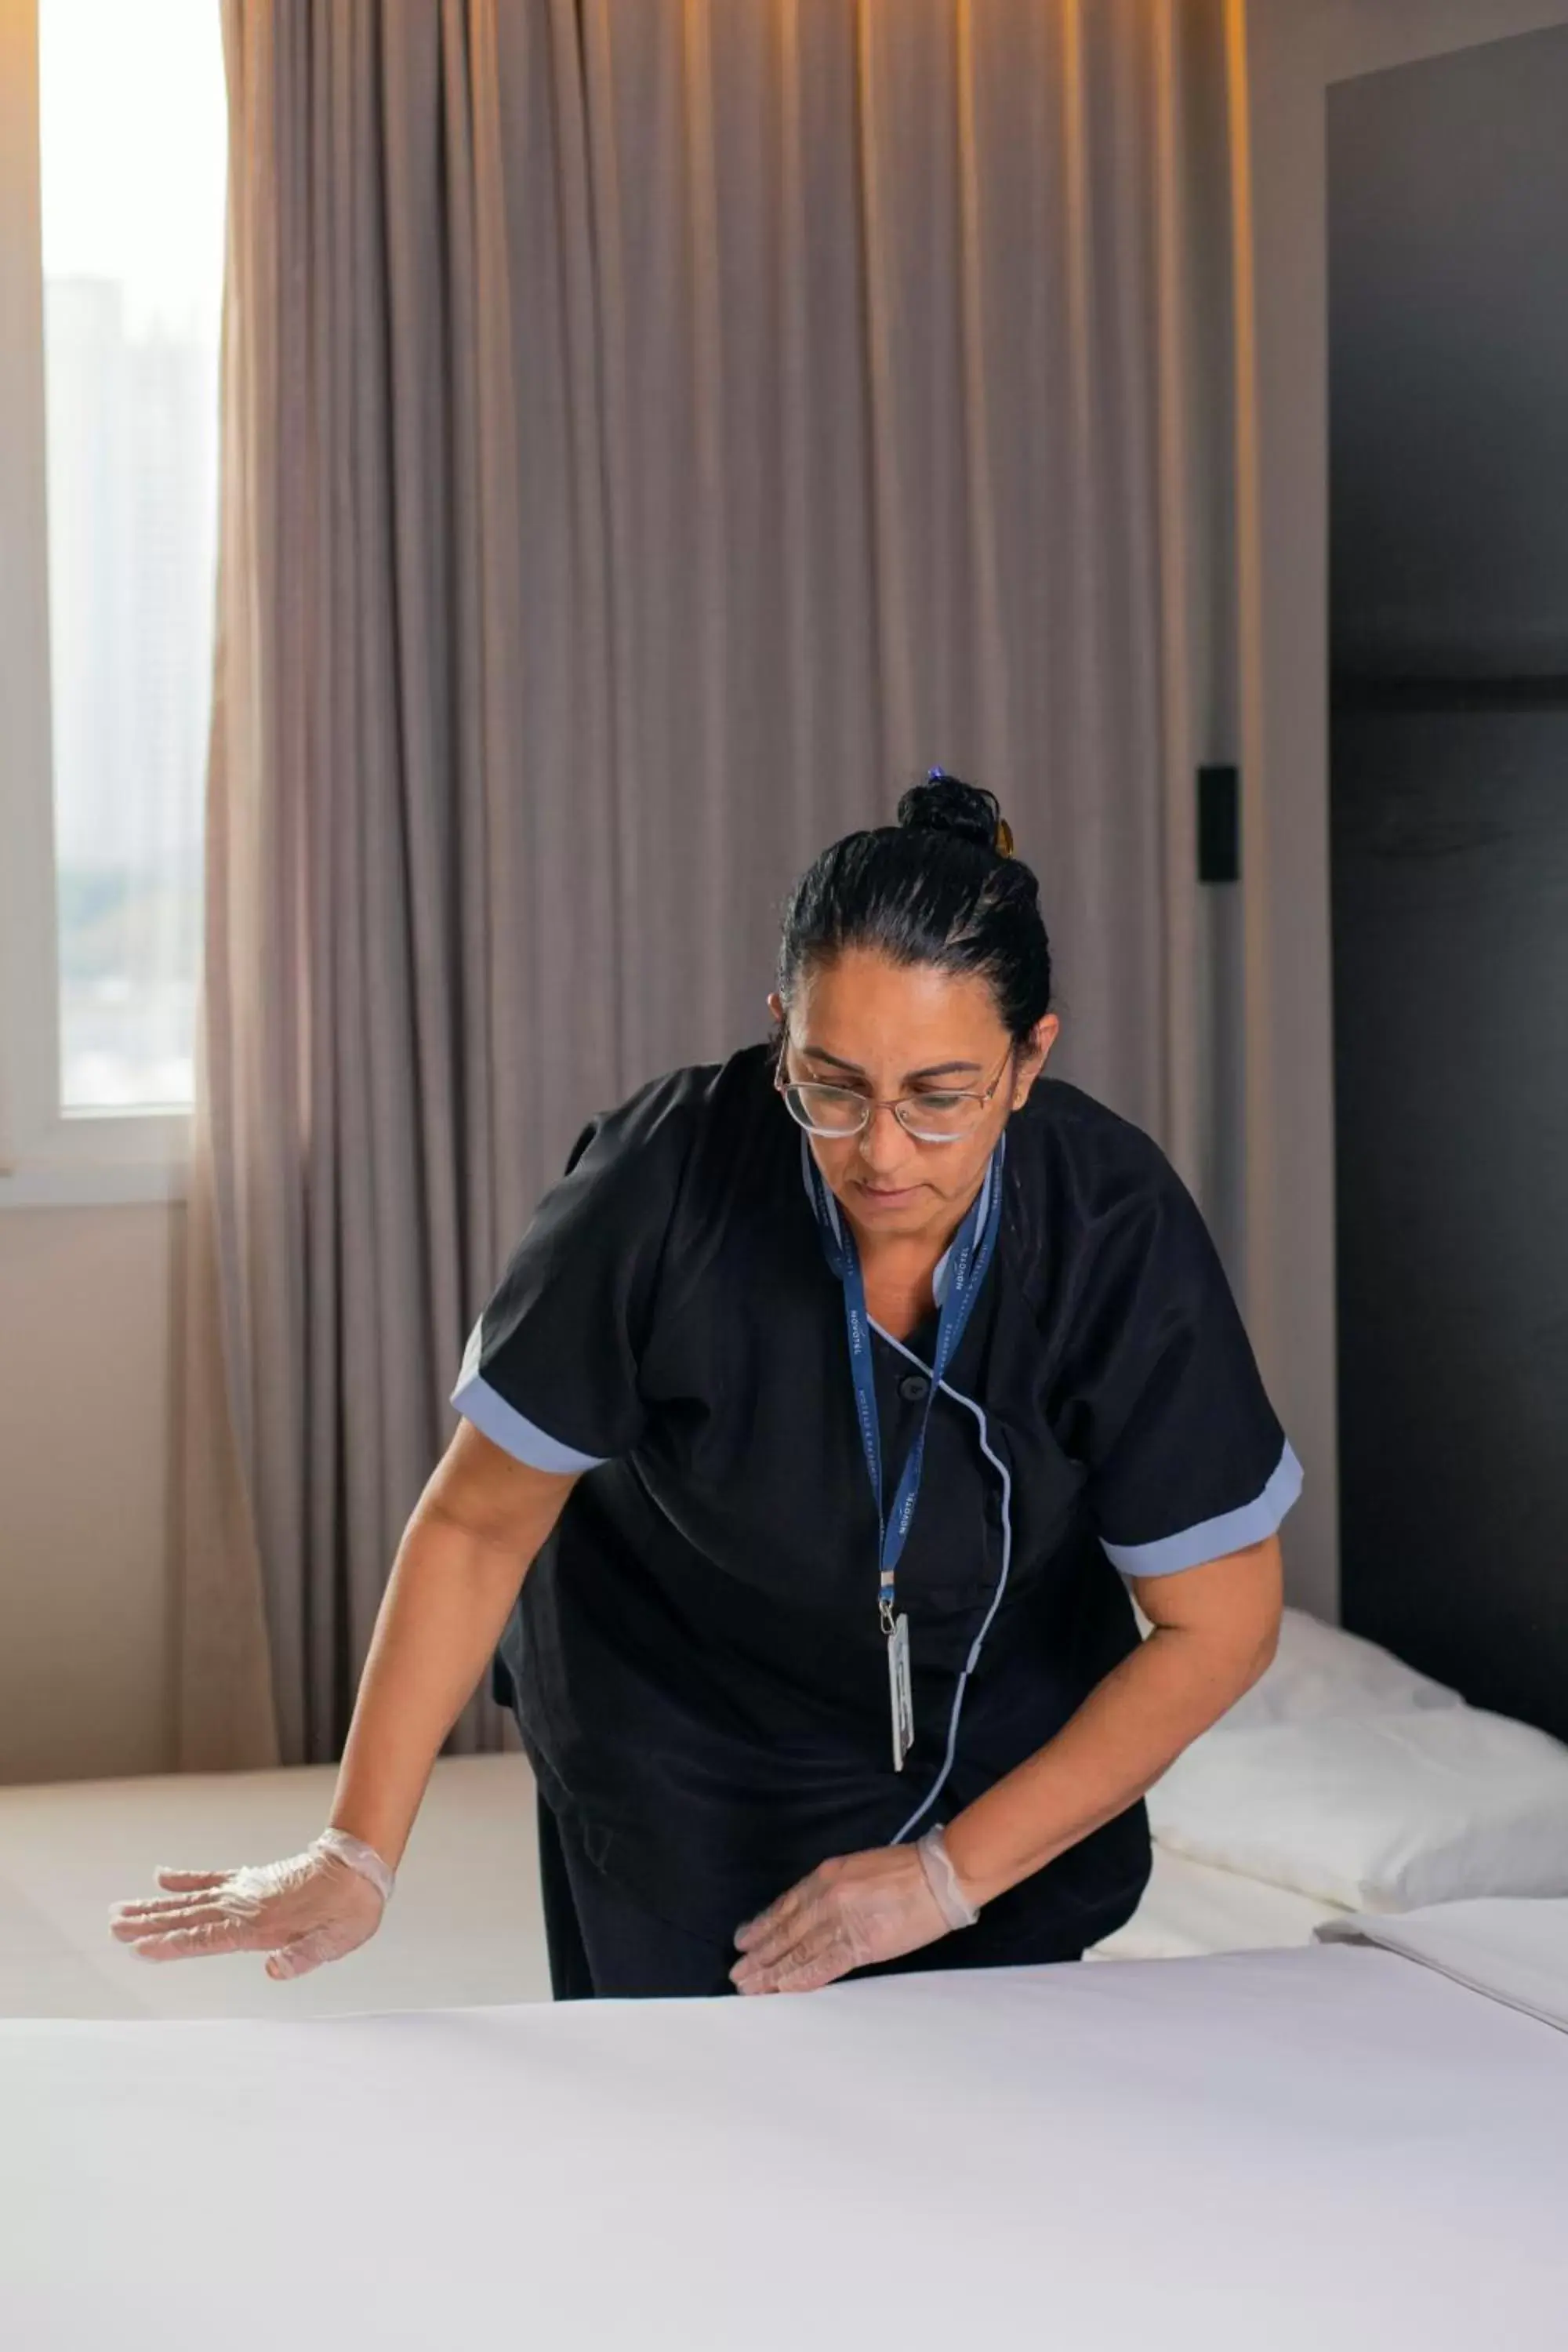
[898,1372,931,1402]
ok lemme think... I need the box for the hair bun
[896,769,1010,855]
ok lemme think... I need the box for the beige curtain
[180,0,1244,1771]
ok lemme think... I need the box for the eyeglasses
[775,1040,1016,1145]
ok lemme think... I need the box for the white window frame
[0,0,193,1210]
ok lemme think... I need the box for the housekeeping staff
[111,773,1300,1998]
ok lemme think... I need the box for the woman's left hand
[730,1843,949,1994]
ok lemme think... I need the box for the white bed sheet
[0,1758,1337,2028]
[3,1942,1565,2352]
[1087,1839,1350,1960]
[0,1755,548,2017]
[1316,1896,1568,2032]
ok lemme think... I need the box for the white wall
[0,1203,180,1782]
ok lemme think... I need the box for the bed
[1092,1598,1568,1956]
[0,1751,1342,2001]
[2,1902,1566,2350]
[1087,1840,1348,1959]
[0,1748,1346,2013]
[2,1605,1566,2015]
[4,1607,1567,2344]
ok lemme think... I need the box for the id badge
[887,1611,915,1773]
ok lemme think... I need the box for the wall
[1232,0,1568,1630]
[1331,702,1568,1740]
[1326,24,1568,1742]
[1329,22,1568,681]
[0,1203,180,1782]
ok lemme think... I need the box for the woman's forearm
[941,1619,1271,1911]
[325,1500,542,1871]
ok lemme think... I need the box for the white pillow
[1220,1606,1465,1729]
[1130,1601,1464,1726]
[1146,1706,1568,1911]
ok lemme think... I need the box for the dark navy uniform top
[450,1040,1302,1955]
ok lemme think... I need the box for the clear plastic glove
[730,1829,976,1995]
[108,1828,393,1982]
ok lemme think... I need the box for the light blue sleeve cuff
[449,1319,609,1475]
[1102,1438,1304,1578]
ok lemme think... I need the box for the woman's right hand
[108,1829,391,1981]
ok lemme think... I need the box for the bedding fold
[1315,1896,1568,2033]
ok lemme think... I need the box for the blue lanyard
[804,1132,1006,1634]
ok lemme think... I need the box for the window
[0,0,225,1204]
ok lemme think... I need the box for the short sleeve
[449,1073,693,1473]
[1067,1148,1303,1578]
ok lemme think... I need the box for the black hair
[774,771,1052,1044]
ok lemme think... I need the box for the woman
[112,773,1299,1998]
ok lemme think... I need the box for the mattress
[3,1936,1565,2351]
[0,1755,1329,2025]
[0,1753,548,2017]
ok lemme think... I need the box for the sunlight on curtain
[38,0,226,1112]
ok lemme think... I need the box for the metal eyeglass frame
[773,1037,1017,1145]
